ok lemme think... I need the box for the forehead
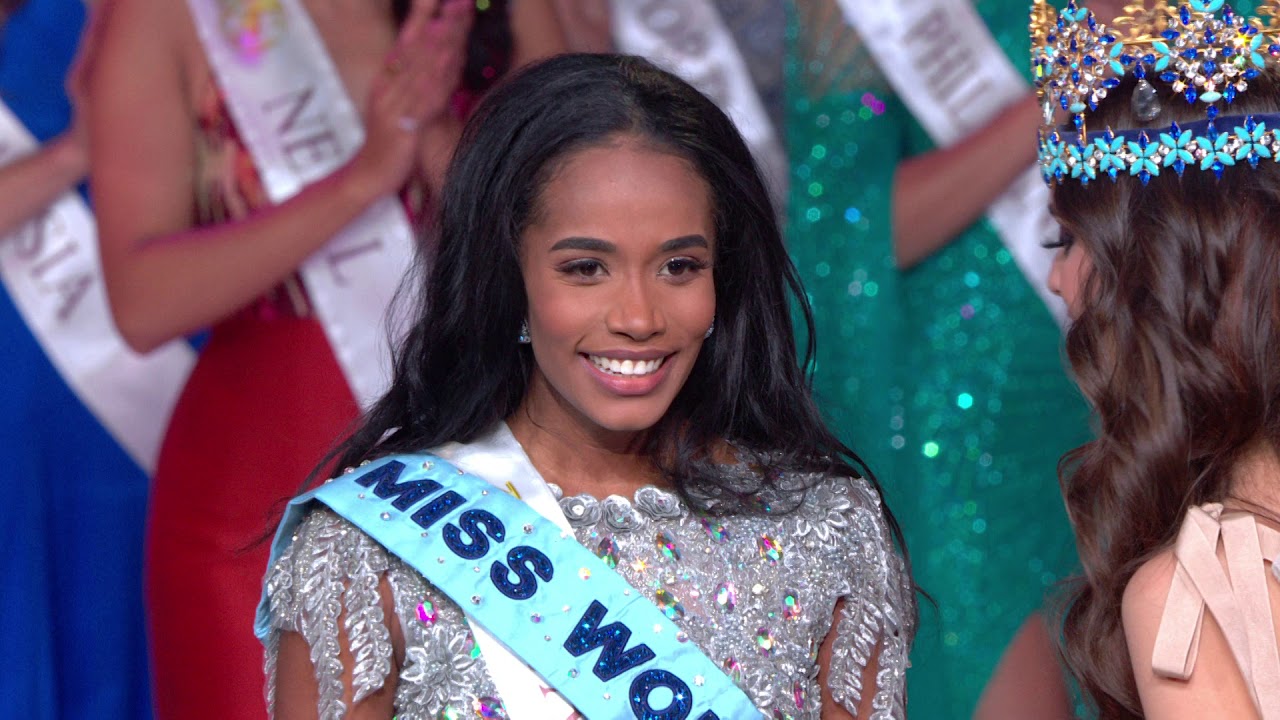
[527,139,714,247]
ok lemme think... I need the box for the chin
[583,401,673,435]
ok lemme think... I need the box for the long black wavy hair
[324,54,904,550]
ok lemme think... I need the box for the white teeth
[589,355,665,376]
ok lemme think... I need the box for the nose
[1047,250,1063,298]
[605,276,666,342]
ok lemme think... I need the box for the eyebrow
[548,234,710,253]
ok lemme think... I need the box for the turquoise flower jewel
[1196,130,1237,178]
[1062,0,1090,23]
[1248,29,1267,70]
[1159,124,1196,176]
[1150,37,1176,73]
[1094,129,1127,180]
[1234,117,1273,167]
[1127,131,1161,184]
[1042,134,1069,181]
[1067,140,1097,181]
[1189,0,1226,13]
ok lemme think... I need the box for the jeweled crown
[1033,0,1280,184]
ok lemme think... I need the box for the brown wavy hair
[1051,71,1280,717]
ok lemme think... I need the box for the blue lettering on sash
[491,546,554,600]
[410,490,466,529]
[628,669,721,720]
[337,458,746,719]
[565,600,658,681]
[354,460,444,510]
[443,509,505,559]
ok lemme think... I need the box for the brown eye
[659,257,708,277]
[559,259,606,278]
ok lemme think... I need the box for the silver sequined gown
[262,467,914,719]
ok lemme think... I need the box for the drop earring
[704,320,715,339]
[518,320,531,344]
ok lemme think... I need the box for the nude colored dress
[1151,504,1280,719]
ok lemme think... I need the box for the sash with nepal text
[185,0,418,408]
[256,454,763,720]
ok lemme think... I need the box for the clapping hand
[349,0,475,198]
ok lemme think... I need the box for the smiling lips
[588,354,667,377]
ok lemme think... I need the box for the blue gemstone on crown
[1033,0,1280,185]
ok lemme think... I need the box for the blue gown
[0,1,154,716]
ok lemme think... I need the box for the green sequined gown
[785,1,1091,715]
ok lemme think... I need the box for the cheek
[527,282,595,345]
[680,277,717,330]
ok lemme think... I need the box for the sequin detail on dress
[263,470,913,718]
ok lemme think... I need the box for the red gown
[144,81,362,720]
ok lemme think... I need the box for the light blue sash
[256,454,761,720]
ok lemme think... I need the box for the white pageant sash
[434,424,582,719]
[184,0,418,408]
[838,0,1067,326]
[611,0,789,208]
[0,101,195,473]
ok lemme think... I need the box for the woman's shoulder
[1120,545,1178,655]
[1121,503,1280,718]
[264,505,393,624]
[787,469,896,538]
[782,470,913,610]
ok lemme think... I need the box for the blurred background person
[0,0,193,717]
[782,0,1138,716]
[87,0,564,717]
[559,0,789,209]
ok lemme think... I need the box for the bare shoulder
[1121,549,1178,633]
[1122,548,1261,719]
[99,0,188,48]
[1120,550,1178,683]
[95,0,201,90]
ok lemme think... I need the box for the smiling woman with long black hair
[258,54,916,719]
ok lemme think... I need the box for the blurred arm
[90,0,415,353]
[891,93,1041,270]
[511,0,569,68]
[0,133,86,237]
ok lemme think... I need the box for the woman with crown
[781,1,1142,716]
[1038,1,1280,718]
